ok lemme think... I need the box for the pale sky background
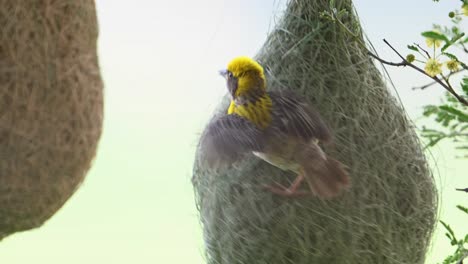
[0,1,466,263]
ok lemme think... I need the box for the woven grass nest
[0,1,103,239]
[192,0,438,263]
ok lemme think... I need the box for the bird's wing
[199,114,265,169]
[269,91,332,143]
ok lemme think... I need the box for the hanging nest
[0,1,103,239]
[192,0,438,263]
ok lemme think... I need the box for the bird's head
[220,56,266,99]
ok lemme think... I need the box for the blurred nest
[0,1,103,239]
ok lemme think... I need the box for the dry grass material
[193,0,438,263]
[0,1,103,239]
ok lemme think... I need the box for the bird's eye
[228,72,233,78]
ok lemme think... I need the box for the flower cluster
[406,44,461,78]
[404,2,467,78]
[424,59,443,77]
[463,4,468,16]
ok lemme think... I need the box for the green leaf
[441,33,466,51]
[435,110,454,127]
[423,105,439,116]
[425,137,444,148]
[445,232,453,242]
[337,9,349,18]
[450,122,460,130]
[441,43,450,52]
[451,32,465,42]
[407,45,419,51]
[456,205,468,214]
[422,128,443,134]
[460,61,468,70]
[462,78,468,94]
[440,220,457,243]
[445,91,460,103]
[422,31,450,42]
[442,52,458,61]
[439,105,468,122]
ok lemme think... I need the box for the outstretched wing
[199,114,265,169]
[269,91,332,143]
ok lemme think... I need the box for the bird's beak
[219,69,228,78]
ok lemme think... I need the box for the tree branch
[412,69,465,90]
[414,43,431,59]
[368,39,468,106]
[330,8,468,106]
[367,52,407,66]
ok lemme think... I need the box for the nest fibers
[0,1,103,239]
[193,0,438,263]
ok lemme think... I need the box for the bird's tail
[298,143,350,198]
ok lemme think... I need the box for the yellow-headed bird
[200,56,349,198]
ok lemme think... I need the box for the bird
[199,56,350,198]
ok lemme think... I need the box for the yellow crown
[227,56,264,78]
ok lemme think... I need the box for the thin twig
[414,81,440,90]
[442,75,468,106]
[367,52,407,66]
[412,69,465,90]
[415,43,431,58]
[369,39,468,106]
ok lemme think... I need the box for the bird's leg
[264,173,311,197]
